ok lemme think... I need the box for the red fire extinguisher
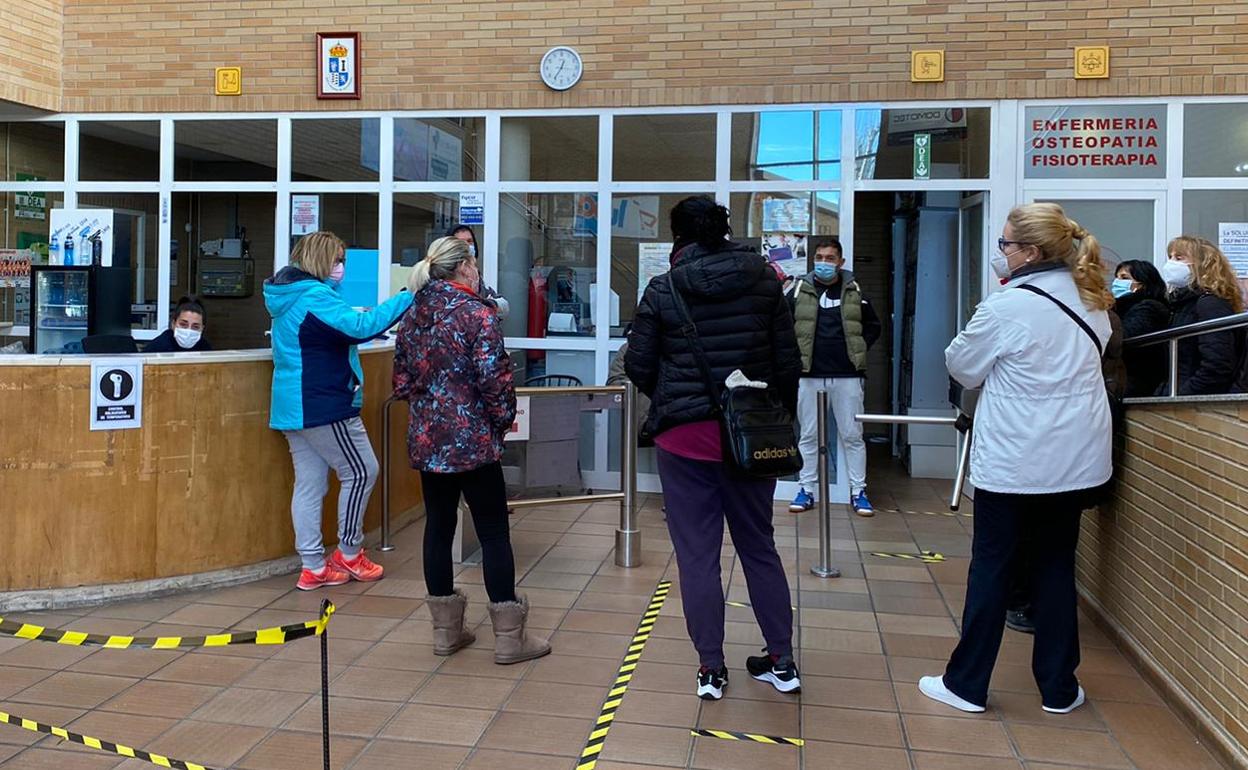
[527,268,547,363]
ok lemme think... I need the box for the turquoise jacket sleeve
[306,288,414,344]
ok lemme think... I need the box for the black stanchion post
[320,598,331,770]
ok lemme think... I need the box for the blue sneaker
[789,488,814,513]
[852,489,874,517]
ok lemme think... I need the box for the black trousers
[420,462,517,604]
[943,488,1084,709]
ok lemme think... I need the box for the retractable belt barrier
[0,600,337,770]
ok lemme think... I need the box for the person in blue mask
[786,238,881,516]
[264,230,413,591]
[1111,260,1170,397]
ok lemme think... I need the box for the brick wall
[1,0,61,112]
[1078,401,1248,768]
[50,0,1248,114]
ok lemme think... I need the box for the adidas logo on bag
[752,446,798,460]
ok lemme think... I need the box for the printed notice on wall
[90,358,143,431]
[1024,105,1166,180]
[291,195,320,236]
[637,242,673,304]
[505,396,530,442]
[1218,223,1248,277]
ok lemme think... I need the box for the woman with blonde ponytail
[392,236,550,666]
[1160,236,1245,395]
[919,203,1113,717]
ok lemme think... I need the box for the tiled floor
[0,458,1230,769]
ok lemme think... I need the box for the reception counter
[0,343,422,598]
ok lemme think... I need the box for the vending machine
[28,265,132,354]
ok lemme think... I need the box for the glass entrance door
[1027,192,1165,270]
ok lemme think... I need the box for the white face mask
[1161,260,1193,289]
[467,243,477,259]
[990,252,1012,280]
[174,327,202,349]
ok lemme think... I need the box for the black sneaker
[696,665,728,700]
[1006,608,1035,635]
[745,650,801,693]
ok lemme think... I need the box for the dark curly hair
[670,196,731,247]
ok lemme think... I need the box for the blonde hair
[1007,203,1113,311]
[290,231,345,279]
[1167,236,1245,313]
[408,236,472,293]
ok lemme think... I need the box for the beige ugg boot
[487,594,552,665]
[426,589,476,656]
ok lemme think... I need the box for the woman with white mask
[144,296,213,352]
[1160,236,1245,395]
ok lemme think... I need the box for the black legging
[420,462,517,604]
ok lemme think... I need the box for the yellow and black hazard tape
[575,579,671,770]
[0,709,214,770]
[691,728,804,747]
[0,602,335,649]
[870,550,945,564]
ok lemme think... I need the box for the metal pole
[855,413,958,426]
[615,382,641,568]
[950,426,972,511]
[811,390,840,579]
[379,396,398,552]
[1168,339,1179,397]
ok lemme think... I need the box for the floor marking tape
[690,728,804,747]
[0,709,214,770]
[0,603,335,649]
[883,508,974,519]
[869,550,946,563]
[725,601,796,610]
[575,580,671,770]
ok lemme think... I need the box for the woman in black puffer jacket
[1111,260,1171,397]
[1160,237,1245,396]
[625,196,802,702]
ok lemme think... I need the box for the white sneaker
[1042,686,1085,714]
[919,675,986,713]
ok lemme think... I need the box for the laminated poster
[762,197,811,233]
[1218,222,1248,277]
[637,242,673,304]
[762,233,807,266]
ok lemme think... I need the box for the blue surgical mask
[1110,278,1134,299]
[813,263,837,281]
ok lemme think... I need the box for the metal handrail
[1122,311,1248,397]
[377,383,641,568]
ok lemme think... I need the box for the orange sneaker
[330,548,385,582]
[297,564,350,591]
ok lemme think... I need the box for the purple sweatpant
[657,448,794,669]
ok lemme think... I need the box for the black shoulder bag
[1017,283,1119,504]
[668,281,803,479]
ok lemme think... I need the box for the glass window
[292,118,380,182]
[608,191,697,336]
[1182,190,1248,284]
[392,192,489,291]
[818,110,844,181]
[172,192,276,349]
[0,192,63,335]
[175,120,277,181]
[289,192,379,254]
[731,111,814,181]
[1039,198,1155,267]
[392,117,485,182]
[726,192,840,280]
[497,193,597,339]
[1023,104,1165,180]
[855,107,990,180]
[0,122,64,181]
[501,116,597,181]
[1183,104,1248,178]
[79,121,160,182]
[613,114,715,181]
[77,193,160,332]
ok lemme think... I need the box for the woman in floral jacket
[393,236,550,666]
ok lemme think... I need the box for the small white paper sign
[90,358,143,431]
[1218,222,1248,277]
[291,195,320,236]
[505,395,530,442]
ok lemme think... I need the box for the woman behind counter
[143,296,213,352]
[264,230,413,591]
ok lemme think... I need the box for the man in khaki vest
[787,239,881,516]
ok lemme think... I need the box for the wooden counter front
[0,347,422,593]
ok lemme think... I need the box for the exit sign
[913,133,931,180]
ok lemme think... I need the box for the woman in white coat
[920,202,1113,716]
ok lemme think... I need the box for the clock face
[541,47,583,91]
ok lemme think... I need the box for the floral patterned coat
[393,280,516,473]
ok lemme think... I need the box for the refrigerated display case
[29,266,132,354]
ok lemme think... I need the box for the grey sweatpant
[283,416,380,571]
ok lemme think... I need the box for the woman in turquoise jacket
[264,230,413,591]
